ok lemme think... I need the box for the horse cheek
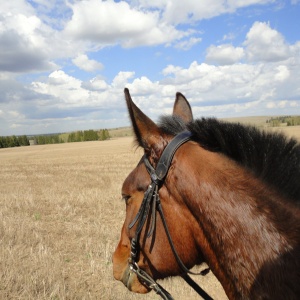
[112,224,130,281]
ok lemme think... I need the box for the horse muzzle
[120,263,150,294]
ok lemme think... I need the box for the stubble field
[0,138,227,300]
[1,124,300,300]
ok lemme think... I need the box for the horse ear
[124,88,163,154]
[173,92,193,123]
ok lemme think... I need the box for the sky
[1,0,300,136]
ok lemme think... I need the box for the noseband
[127,131,213,300]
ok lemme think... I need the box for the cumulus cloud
[82,76,109,91]
[244,21,291,62]
[63,0,195,48]
[151,54,299,116]
[205,44,245,65]
[112,71,135,88]
[31,70,88,105]
[31,70,133,110]
[140,0,273,25]
[204,22,296,66]
[0,12,58,73]
[72,54,103,72]
[174,37,202,50]
[0,1,79,74]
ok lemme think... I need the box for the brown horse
[113,88,300,300]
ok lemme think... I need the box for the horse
[113,88,300,300]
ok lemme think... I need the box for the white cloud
[0,12,57,73]
[161,0,228,24]
[30,70,136,112]
[205,44,245,65]
[72,54,103,72]
[63,0,190,48]
[223,33,236,41]
[128,76,158,96]
[274,65,290,82]
[146,0,273,25]
[205,22,293,66]
[174,37,202,50]
[0,1,75,74]
[31,70,88,105]
[266,100,299,109]
[112,71,135,88]
[82,76,109,91]
[146,54,300,117]
[0,0,35,16]
[244,21,291,62]
[162,65,183,76]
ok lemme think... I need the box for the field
[0,138,226,300]
[1,124,300,300]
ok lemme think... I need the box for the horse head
[112,89,205,294]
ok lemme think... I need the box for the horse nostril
[121,264,134,290]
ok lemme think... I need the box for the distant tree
[68,132,76,143]
[37,135,46,144]
[75,131,83,142]
[18,135,29,146]
[52,135,59,144]
[83,130,98,141]
[99,129,110,140]
[0,137,6,148]
[10,136,20,147]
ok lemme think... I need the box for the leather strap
[155,131,193,180]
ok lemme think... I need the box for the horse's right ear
[124,88,163,156]
[173,92,193,123]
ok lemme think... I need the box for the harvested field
[0,138,226,299]
[1,125,299,299]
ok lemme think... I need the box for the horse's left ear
[173,92,193,123]
[124,88,164,156]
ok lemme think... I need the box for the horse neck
[175,145,300,299]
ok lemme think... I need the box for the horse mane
[159,115,300,204]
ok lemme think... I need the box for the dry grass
[267,125,300,141]
[1,126,299,300]
[0,138,226,300]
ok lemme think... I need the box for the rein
[127,131,213,300]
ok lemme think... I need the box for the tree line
[67,129,110,143]
[0,135,30,148]
[0,129,110,149]
[266,116,300,127]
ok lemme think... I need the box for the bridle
[126,131,213,300]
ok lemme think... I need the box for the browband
[153,130,193,181]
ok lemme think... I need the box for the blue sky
[1,0,300,136]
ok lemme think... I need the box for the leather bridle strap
[128,131,213,300]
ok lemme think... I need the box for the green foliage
[0,135,29,148]
[266,116,300,127]
[67,129,110,143]
[34,134,63,145]
[99,129,110,141]
[83,129,98,141]
[18,135,30,146]
[0,128,110,148]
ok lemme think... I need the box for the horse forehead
[122,161,149,193]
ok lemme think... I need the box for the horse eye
[122,195,130,204]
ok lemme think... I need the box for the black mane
[159,115,300,204]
